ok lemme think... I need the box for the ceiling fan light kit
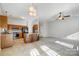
[58,16,64,20]
[57,12,70,20]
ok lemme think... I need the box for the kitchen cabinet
[33,24,39,33]
[7,24,27,39]
[0,15,7,29]
[1,33,14,49]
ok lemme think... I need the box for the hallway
[0,37,78,56]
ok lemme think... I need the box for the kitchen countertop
[1,32,12,34]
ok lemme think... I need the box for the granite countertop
[1,32,12,34]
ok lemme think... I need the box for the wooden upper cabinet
[33,24,39,33]
[0,15,8,28]
[33,24,39,30]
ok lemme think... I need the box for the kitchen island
[24,33,39,43]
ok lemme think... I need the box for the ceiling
[1,3,79,21]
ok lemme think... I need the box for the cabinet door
[19,32,22,38]
[0,16,7,28]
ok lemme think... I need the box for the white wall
[8,16,38,25]
[8,17,27,26]
[40,21,48,37]
[47,17,79,38]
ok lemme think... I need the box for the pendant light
[28,4,37,17]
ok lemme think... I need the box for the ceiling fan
[57,12,71,20]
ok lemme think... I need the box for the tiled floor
[0,37,79,56]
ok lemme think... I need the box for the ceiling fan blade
[64,15,71,17]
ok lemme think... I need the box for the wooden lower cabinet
[19,32,23,38]
[0,36,1,51]
[23,33,39,43]
[1,34,14,49]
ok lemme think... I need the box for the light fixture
[29,6,34,11]
[33,12,37,17]
[57,12,70,20]
[29,5,34,11]
[28,4,37,18]
[58,16,64,20]
[58,12,64,20]
[29,12,33,16]
[21,16,25,19]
